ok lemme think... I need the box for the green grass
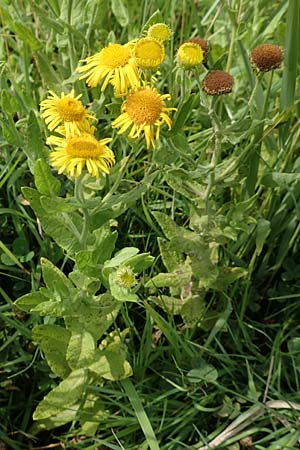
[1,0,300,449]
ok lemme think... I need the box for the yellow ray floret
[40,90,95,136]
[48,132,115,179]
[112,85,176,149]
[77,43,140,97]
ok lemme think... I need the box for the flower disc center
[126,89,162,125]
[99,44,130,68]
[57,98,85,122]
[66,135,102,158]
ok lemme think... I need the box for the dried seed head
[187,38,209,61]
[250,44,283,72]
[202,70,234,96]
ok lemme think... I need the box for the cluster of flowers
[40,20,283,180]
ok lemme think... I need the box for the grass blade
[121,378,160,450]
[280,0,300,111]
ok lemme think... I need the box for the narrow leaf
[34,159,61,196]
[111,0,129,27]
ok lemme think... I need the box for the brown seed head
[187,38,209,61]
[202,70,234,96]
[250,44,283,72]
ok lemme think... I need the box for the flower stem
[205,97,221,216]
[74,174,89,246]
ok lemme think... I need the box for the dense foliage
[1,1,300,449]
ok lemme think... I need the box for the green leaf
[157,238,182,272]
[261,172,300,188]
[152,211,179,240]
[1,89,19,114]
[214,267,248,290]
[1,116,23,146]
[187,363,218,384]
[111,0,129,27]
[21,187,45,217]
[64,293,120,341]
[66,331,96,370]
[92,226,118,264]
[22,187,85,255]
[30,2,65,33]
[171,95,196,133]
[79,394,107,436]
[256,219,271,256]
[149,295,183,314]
[0,7,42,50]
[14,22,42,49]
[145,263,192,289]
[40,196,77,213]
[164,171,204,205]
[25,111,49,173]
[41,258,73,298]
[89,350,132,381]
[15,292,49,312]
[75,251,102,278]
[34,51,62,89]
[181,295,206,327]
[124,253,154,273]
[31,407,79,432]
[32,325,71,378]
[33,368,87,420]
[34,159,61,196]
[31,300,66,317]
[141,9,163,33]
[103,247,139,275]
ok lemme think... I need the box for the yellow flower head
[112,85,176,149]
[186,38,209,62]
[134,38,165,70]
[40,90,95,136]
[147,23,172,42]
[48,132,115,179]
[77,43,140,97]
[177,42,203,68]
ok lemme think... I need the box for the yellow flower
[77,43,140,97]
[112,85,176,149]
[186,38,209,62]
[177,42,203,68]
[40,90,95,135]
[125,39,138,56]
[147,23,172,42]
[133,38,165,70]
[48,132,115,179]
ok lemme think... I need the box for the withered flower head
[250,44,283,72]
[202,70,234,96]
[187,38,209,62]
